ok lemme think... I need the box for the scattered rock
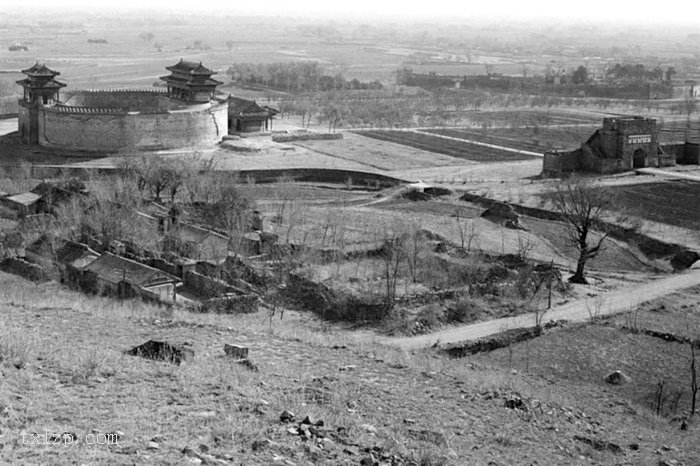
[301,415,324,426]
[403,418,416,425]
[603,370,631,385]
[409,429,448,448]
[339,365,357,372]
[280,410,296,423]
[360,454,377,466]
[573,435,623,454]
[628,443,640,451]
[150,435,166,443]
[361,424,378,435]
[237,359,258,372]
[503,393,528,411]
[223,344,249,359]
[147,441,160,450]
[543,319,568,330]
[125,340,194,365]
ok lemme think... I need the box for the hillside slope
[0,272,698,465]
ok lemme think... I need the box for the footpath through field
[380,269,700,351]
[412,129,544,158]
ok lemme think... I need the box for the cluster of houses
[0,180,268,311]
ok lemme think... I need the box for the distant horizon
[4,1,700,27]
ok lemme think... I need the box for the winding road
[380,268,700,350]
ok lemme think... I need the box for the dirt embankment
[459,192,698,269]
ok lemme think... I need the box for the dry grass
[1,271,699,464]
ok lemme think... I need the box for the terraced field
[353,130,537,162]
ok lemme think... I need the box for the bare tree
[691,343,698,418]
[546,177,614,284]
[378,232,405,310]
[403,222,424,283]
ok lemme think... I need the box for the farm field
[607,180,700,231]
[424,124,598,152]
[292,132,468,171]
[353,130,537,163]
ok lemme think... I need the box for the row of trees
[227,62,383,93]
[272,87,679,130]
[604,63,676,84]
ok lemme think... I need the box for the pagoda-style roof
[159,74,222,87]
[21,62,61,77]
[16,77,66,89]
[165,59,215,76]
[161,60,222,88]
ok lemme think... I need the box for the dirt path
[380,269,700,350]
[413,129,544,158]
[636,167,700,182]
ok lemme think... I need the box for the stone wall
[38,100,228,151]
[183,270,238,298]
[666,142,700,164]
[0,258,52,282]
[542,149,580,176]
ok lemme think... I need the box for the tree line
[226,62,383,93]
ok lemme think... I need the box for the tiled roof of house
[228,97,279,118]
[55,241,99,268]
[170,223,228,245]
[84,253,178,287]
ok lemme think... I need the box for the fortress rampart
[37,94,228,151]
[17,62,229,152]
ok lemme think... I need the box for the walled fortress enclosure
[542,116,699,176]
[17,61,228,152]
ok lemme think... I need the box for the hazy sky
[9,0,700,24]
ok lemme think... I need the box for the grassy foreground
[0,271,698,465]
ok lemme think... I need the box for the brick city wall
[38,100,228,151]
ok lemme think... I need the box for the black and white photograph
[1,0,700,464]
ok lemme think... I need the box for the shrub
[416,304,445,329]
[446,297,486,324]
